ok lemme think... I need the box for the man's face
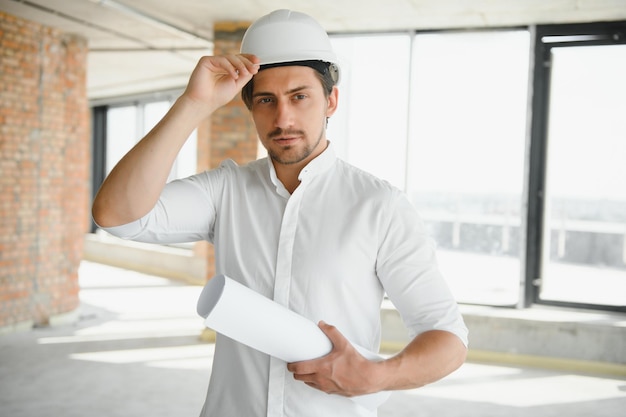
[250,65,338,167]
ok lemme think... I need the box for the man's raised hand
[183,54,260,115]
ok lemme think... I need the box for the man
[92,9,468,417]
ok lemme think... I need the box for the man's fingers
[223,55,258,79]
[318,320,348,350]
[292,370,315,381]
[200,55,259,79]
[287,358,319,375]
[240,53,261,65]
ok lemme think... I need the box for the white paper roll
[196,274,391,410]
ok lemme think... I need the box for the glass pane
[143,101,170,135]
[540,44,626,307]
[329,34,411,190]
[142,101,197,182]
[406,31,530,305]
[106,106,137,175]
[175,129,198,179]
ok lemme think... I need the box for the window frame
[90,89,184,228]
[525,21,626,312]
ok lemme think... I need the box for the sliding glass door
[539,43,626,308]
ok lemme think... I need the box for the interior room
[1,1,625,416]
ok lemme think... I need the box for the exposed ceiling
[2,0,626,100]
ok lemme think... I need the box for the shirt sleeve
[98,169,221,244]
[376,191,469,347]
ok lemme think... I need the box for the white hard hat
[240,9,340,83]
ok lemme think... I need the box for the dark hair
[241,61,336,110]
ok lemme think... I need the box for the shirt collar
[267,141,337,196]
[298,141,336,183]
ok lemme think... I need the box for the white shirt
[103,143,468,417]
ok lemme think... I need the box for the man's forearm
[92,96,208,227]
[374,330,467,391]
[92,55,259,228]
[287,324,467,397]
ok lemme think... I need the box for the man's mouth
[275,136,298,142]
[269,130,304,145]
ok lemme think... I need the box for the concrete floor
[0,261,624,417]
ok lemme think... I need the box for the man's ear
[326,86,339,118]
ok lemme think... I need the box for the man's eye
[293,94,307,101]
[256,97,273,104]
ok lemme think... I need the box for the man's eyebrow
[252,85,312,98]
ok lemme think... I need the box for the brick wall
[209,22,259,168]
[195,21,258,280]
[0,12,90,329]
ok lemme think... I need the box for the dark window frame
[90,105,107,233]
[525,20,626,312]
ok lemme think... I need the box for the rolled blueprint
[196,274,391,410]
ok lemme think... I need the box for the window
[105,105,137,175]
[329,34,411,190]
[528,23,626,311]
[105,99,197,181]
[89,22,626,312]
[90,95,197,233]
[329,22,625,311]
[330,30,530,306]
[407,30,530,306]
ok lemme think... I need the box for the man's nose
[274,101,294,128]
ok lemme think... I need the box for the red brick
[0,11,89,329]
